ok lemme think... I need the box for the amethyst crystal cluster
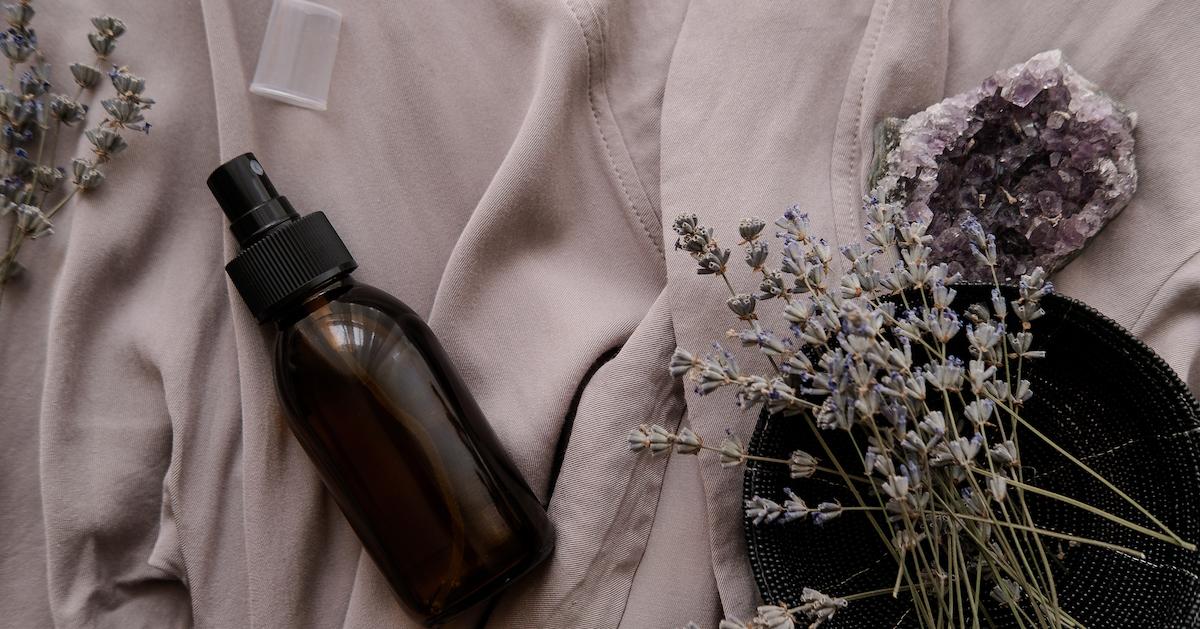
[868,50,1137,281]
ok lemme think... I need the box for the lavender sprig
[639,195,1193,628]
[0,8,153,305]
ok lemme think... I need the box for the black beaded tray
[743,284,1200,628]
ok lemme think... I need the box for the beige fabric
[2,1,1199,627]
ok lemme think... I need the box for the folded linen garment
[2,1,1198,627]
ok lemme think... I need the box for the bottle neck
[272,273,357,330]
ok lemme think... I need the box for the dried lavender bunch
[0,4,153,304]
[632,198,1193,628]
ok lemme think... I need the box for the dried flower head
[675,427,703,455]
[718,437,746,468]
[49,95,87,125]
[798,588,847,627]
[0,27,36,63]
[69,62,101,89]
[0,11,154,296]
[85,127,127,158]
[4,3,33,29]
[627,424,652,453]
[726,293,756,319]
[91,16,126,39]
[787,450,818,478]
[70,158,104,190]
[632,128,1191,626]
[754,604,796,629]
[14,203,50,238]
[738,216,766,243]
[745,496,784,525]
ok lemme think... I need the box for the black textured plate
[743,285,1200,628]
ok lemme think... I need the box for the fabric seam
[588,5,662,225]
[1131,247,1200,331]
[563,0,665,257]
[193,2,243,626]
[830,0,894,249]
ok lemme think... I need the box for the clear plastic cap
[250,0,342,111]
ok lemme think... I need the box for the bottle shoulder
[337,282,419,317]
[275,280,430,362]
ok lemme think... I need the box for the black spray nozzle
[207,153,299,247]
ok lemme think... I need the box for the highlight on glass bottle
[208,153,554,624]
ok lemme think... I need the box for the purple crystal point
[868,50,1138,281]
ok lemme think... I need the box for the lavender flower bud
[894,529,925,552]
[14,203,51,239]
[71,158,105,190]
[1012,300,1045,323]
[799,319,828,346]
[49,95,88,126]
[813,501,842,525]
[988,476,1009,503]
[775,206,810,241]
[967,359,997,393]
[960,214,987,250]
[755,331,788,357]
[110,67,147,99]
[627,424,652,452]
[754,604,796,629]
[782,298,813,324]
[931,282,957,309]
[1012,379,1033,404]
[744,496,784,525]
[671,212,699,236]
[86,127,128,157]
[675,427,702,455]
[838,272,863,299]
[70,63,102,89]
[788,449,818,478]
[784,350,812,375]
[102,97,145,128]
[738,216,766,242]
[718,437,746,468]
[812,239,833,265]
[0,28,37,63]
[744,240,769,269]
[989,440,1019,467]
[87,32,117,57]
[966,302,990,324]
[963,398,995,427]
[5,3,34,29]
[30,165,62,192]
[924,358,965,391]
[781,488,809,522]
[647,424,673,453]
[18,68,47,98]
[881,474,910,499]
[927,308,962,344]
[990,578,1022,605]
[990,288,1008,320]
[91,15,127,39]
[696,248,730,275]
[669,347,697,377]
[726,293,756,319]
[755,270,786,300]
[799,588,847,626]
[1019,268,1049,300]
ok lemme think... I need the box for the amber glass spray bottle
[207,153,554,625]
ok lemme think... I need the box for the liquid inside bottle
[276,279,553,623]
[208,153,554,625]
